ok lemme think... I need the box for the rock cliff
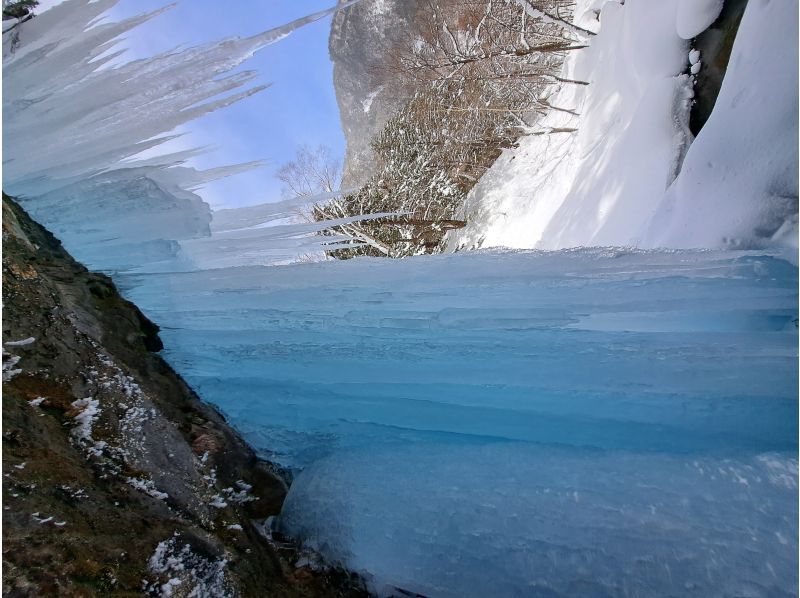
[2,194,365,597]
[329,0,417,188]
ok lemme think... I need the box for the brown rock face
[2,194,367,597]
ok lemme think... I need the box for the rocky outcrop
[689,0,749,135]
[329,0,417,188]
[2,194,366,597]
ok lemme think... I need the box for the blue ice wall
[121,248,799,596]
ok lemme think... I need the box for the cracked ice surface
[121,248,799,597]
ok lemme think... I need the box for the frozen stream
[120,248,799,597]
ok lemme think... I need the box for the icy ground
[120,248,798,596]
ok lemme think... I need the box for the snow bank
[676,0,724,39]
[448,0,797,254]
[644,0,799,251]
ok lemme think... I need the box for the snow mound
[676,0,724,39]
[448,0,797,255]
[644,0,799,251]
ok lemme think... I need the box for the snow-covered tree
[317,0,582,259]
[3,0,38,20]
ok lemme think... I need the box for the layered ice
[120,248,799,596]
[285,446,796,598]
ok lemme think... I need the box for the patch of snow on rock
[127,477,169,501]
[361,85,384,114]
[70,398,100,444]
[4,337,36,347]
[2,350,23,381]
[146,537,232,598]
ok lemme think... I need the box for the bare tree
[276,145,398,255]
[312,88,474,259]
[376,0,585,143]
[515,0,595,39]
[318,0,585,259]
[276,145,342,199]
[387,0,579,92]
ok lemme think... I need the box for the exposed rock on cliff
[329,0,417,188]
[689,0,748,135]
[2,195,366,597]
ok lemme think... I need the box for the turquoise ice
[121,248,798,597]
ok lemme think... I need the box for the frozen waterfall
[119,248,797,597]
[3,1,797,597]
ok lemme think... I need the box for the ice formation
[119,248,798,596]
[3,0,365,273]
[3,1,798,597]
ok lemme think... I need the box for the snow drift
[448,0,798,254]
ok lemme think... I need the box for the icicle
[3,0,366,272]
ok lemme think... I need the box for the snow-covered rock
[676,0,724,39]
[645,0,799,252]
[447,0,797,255]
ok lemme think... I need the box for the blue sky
[43,0,347,208]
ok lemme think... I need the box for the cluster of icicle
[2,0,371,272]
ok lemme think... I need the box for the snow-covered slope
[448,0,798,253]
